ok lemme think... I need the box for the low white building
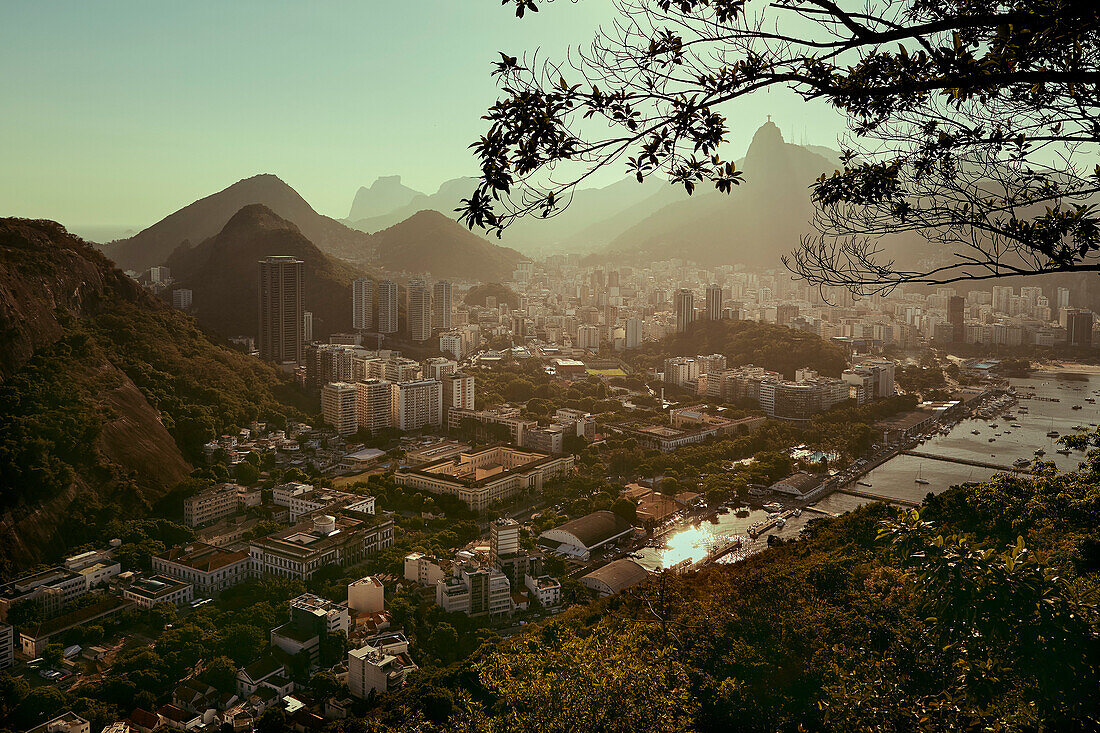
[347,576,384,614]
[403,553,447,586]
[524,574,561,607]
[122,575,194,609]
[347,633,417,698]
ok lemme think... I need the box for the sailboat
[915,464,930,485]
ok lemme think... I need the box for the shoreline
[1028,362,1100,376]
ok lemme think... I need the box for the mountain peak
[746,119,786,156]
[221,203,299,235]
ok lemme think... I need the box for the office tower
[321,382,358,436]
[149,266,170,283]
[303,311,314,343]
[377,280,399,334]
[776,304,799,327]
[674,288,695,333]
[624,318,641,349]
[1067,309,1094,347]
[258,256,304,365]
[706,283,723,321]
[1057,287,1071,309]
[390,379,443,431]
[432,281,452,332]
[946,295,965,343]
[356,379,393,433]
[442,372,475,417]
[171,288,192,309]
[406,279,432,342]
[992,285,1013,314]
[607,270,620,288]
[352,278,374,331]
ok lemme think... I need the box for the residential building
[347,634,417,698]
[121,575,194,609]
[663,356,699,387]
[524,574,561,607]
[271,594,350,668]
[26,712,91,733]
[347,576,384,614]
[439,331,464,360]
[441,372,475,419]
[171,289,192,310]
[183,484,240,527]
[432,281,452,331]
[390,379,443,431]
[152,543,250,594]
[624,317,642,349]
[403,553,448,586]
[377,280,399,334]
[356,378,393,433]
[352,278,374,331]
[705,283,723,321]
[396,445,574,511]
[435,563,512,617]
[448,406,535,444]
[258,256,304,365]
[322,382,359,436]
[423,357,458,381]
[0,623,13,670]
[249,514,395,580]
[302,311,313,342]
[406,279,432,341]
[674,288,694,332]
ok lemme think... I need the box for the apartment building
[348,633,417,698]
[390,379,443,431]
[403,553,448,586]
[183,484,240,527]
[435,563,512,617]
[322,382,359,436]
[355,378,393,433]
[442,373,475,418]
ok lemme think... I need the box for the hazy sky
[0,1,845,229]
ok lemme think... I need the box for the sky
[0,1,846,231]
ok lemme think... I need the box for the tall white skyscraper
[406,279,432,342]
[432,281,452,332]
[390,379,443,431]
[352,278,374,331]
[356,378,393,434]
[321,382,358,436]
[624,318,641,349]
[258,256,304,365]
[442,372,475,417]
[1058,287,1071,309]
[377,280,399,334]
[303,311,313,343]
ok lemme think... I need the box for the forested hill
[630,319,849,378]
[0,218,304,574]
[370,465,1100,730]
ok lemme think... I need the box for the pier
[834,487,920,507]
[901,450,1028,473]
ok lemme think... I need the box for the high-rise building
[705,284,723,321]
[1057,287,1071,309]
[674,289,695,333]
[1067,309,1094,347]
[624,318,641,349]
[390,379,443,431]
[303,311,314,343]
[406,280,432,342]
[322,382,358,436]
[352,278,374,331]
[442,373,475,418]
[992,285,1013,314]
[576,325,600,350]
[172,288,192,310]
[356,379,393,433]
[423,357,458,381]
[776,304,799,327]
[259,256,304,365]
[432,281,452,332]
[439,331,463,360]
[947,296,965,343]
[490,518,521,564]
[377,280,399,334]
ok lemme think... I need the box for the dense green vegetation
[359,455,1100,731]
[463,282,519,309]
[629,319,849,378]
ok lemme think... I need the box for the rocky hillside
[0,218,301,573]
[100,174,375,270]
[166,204,370,340]
[370,209,526,281]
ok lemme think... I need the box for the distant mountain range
[166,204,369,340]
[97,174,523,283]
[101,174,375,270]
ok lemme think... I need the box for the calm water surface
[636,372,1099,570]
